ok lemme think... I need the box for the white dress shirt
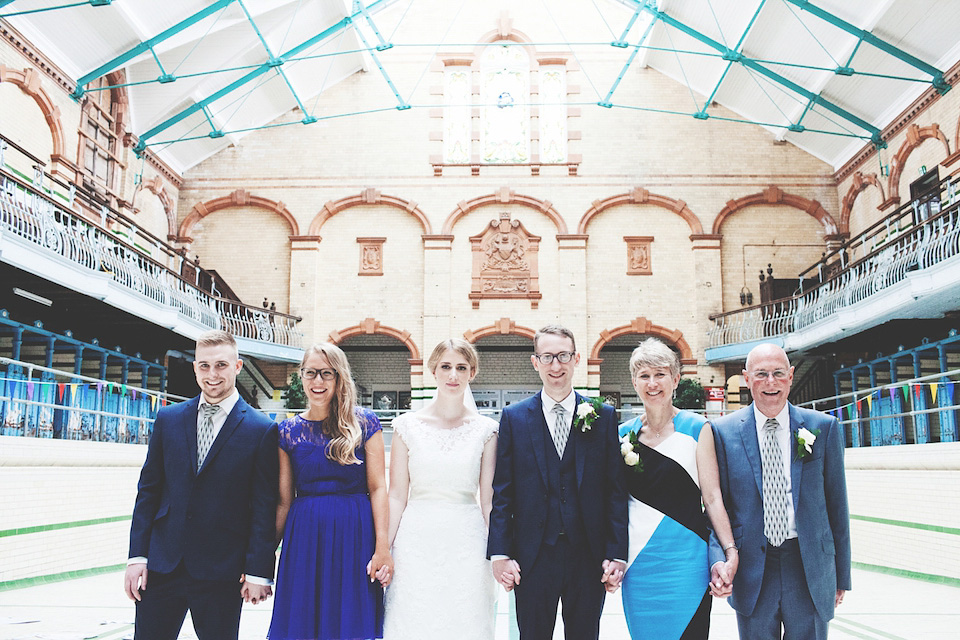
[753,404,798,541]
[540,389,576,440]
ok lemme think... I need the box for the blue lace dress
[268,409,384,640]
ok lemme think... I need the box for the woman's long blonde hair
[301,343,364,465]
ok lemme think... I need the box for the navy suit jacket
[128,395,279,581]
[487,391,628,571]
[709,403,852,621]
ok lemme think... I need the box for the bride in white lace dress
[384,339,499,639]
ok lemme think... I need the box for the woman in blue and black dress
[268,342,392,640]
[617,338,738,639]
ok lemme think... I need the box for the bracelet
[722,542,738,552]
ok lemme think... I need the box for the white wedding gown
[384,412,499,639]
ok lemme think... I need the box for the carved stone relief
[624,236,654,276]
[357,237,385,276]
[470,213,541,308]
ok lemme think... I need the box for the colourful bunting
[888,387,896,402]
[26,381,34,401]
[948,381,956,403]
[57,383,65,401]
[865,394,872,411]
[70,383,78,398]
[121,384,128,397]
[930,383,938,404]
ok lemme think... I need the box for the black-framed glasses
[750,369,789,381]
[300,367,337,381]
[534,351,575,365]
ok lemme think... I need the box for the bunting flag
[948,381,956,403]
[901,385,909,403]
[107,382,114,394]
[915,384,924,400]
[865,394,872,411]
[888,387,896,402]
[268,412,277,421]
[121,384,128,397]
[856,398,863,413]
[150,395,157,410]
[57,383,65,401]
[930,383,938,404]
[96,382,103,393]
[161,398,167,407]
[26,381,34,401]
[70,383,78,398]
[287,412,295,419]
[131,389,137,400]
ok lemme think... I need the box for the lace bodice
[393,412,498,504]
[277,408,381,496]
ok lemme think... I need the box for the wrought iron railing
[708,194,960,348]
[0,164,302,348]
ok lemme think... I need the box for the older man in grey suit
[709,343,851,639]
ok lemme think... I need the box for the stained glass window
[480,43,529,164]
[443,67,471,163]
[538,66,567,163]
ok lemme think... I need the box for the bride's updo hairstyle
[301,342,364,466]
[427,338,479,377]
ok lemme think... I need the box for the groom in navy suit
[124,330,278,640]
[488,324,627,640]
[710,343,851,639]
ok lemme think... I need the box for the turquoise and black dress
[618,410,711,640]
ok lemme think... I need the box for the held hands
[601,559,626,593]
[492,558,522,592]
[367,548,394,587]
[123,563,148,601]
[241,580,273,605]
[709,555,738,598]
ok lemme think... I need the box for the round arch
[590,317,695,366]
[328,318,421,363]
[178,189,299,242]
[887,123,951,204]
[578,187,703,235]
[0,66,65,158]
[135,175,176,240]
[463,317,537,342]
[840,171,885,234]
[308,188,432,236]
[711,186,838,236]
[441,187,567,235]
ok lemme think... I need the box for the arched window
[480,43,530,164]
[443,65,471,164]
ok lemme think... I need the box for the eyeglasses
[750,369,789,381]
[300,367,337,381]
[534,351,575,365]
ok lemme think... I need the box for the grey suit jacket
[710,403,852,621]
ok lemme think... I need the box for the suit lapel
[573,393,586,488]
[737,407,763,495]
[198,398,246,474]
[788,403,804,511]
[526,392,549,488]
[184,397,201,476]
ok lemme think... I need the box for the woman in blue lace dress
[268,343,392,640]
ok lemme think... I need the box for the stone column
[556,233,591,393]
[690,233,727,387]
[289,235,322,344]
[419,234,454,409]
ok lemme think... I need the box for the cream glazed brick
[0,522,130,584]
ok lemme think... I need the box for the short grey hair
[629,337,680,378]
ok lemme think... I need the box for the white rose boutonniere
[574,396,604,432]
[619,431,644,473]
[795,427,820,460]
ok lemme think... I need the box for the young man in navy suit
[710,343,851,639]
[124,330,278,640]
[488,324,627,640]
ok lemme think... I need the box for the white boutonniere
[619,431,644,473]
[795,427,820,459]
[574,396,604,432]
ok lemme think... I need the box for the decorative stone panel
[469,212,541,309]
[623,236,654,275]
[357,237,385,276]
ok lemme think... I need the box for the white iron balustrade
[709,204,960,348]
[0,174,301,347]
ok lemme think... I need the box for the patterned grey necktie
[761,417,789,547]
[551,404,569,458]
[198,403,219,467]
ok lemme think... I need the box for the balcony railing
[709,186,960,350]
[0,154,302,349]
